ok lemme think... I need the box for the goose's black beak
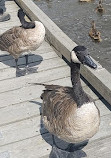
[84,55,97,69]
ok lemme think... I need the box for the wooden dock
[0,1,111,158]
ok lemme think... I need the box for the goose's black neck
[71,60,91,107]
[18,13,35,29]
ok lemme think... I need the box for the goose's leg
[25,54,37,74]
[25,54,29,74]
[49,135,65,157]
[52,135,56,147]
[65,140,88,152]
[15,58,19,71]
[52,135,73,151]
[65,143,75,152]
[15,58,26,77]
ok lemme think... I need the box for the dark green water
[34,0,111,73]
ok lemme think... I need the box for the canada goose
[0,9,45,76]
[95,0,105,13]
[89,21,102,42]
[34,46,100,152]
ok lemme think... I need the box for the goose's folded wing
[41,84,76,117]
[0,26,23,51]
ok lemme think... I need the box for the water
[34,0,111,73]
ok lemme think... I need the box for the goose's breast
[64,102,100,143]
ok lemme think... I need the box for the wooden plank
[0,51,58,70]
[90,113,111,142]
[95,99,111,117]
[0,96,109,128]
[83,86,102,101]
[6,2,19,10]
[0,66,70,108]
[84,137,111,158]
[5,1,17,6]
[0,98,42,127]
[0,57,66,81]
[0,65,103,108]
[0,111,111,147]
[0,77,90,126]
[0,133,52,158]
[0,17,20,27]
[0,130,111,158]
[0,67,70,93]
[0,116,44,147]
[0,19,20,29]
[0,66,90,94]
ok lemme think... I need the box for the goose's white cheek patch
[71,51,81,64]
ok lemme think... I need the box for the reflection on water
[34,0,111,73]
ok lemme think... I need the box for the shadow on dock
[0,53,43,77]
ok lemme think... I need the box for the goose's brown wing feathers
[0,26,23,51]
[0,26,29,58]
[40,84,77,134]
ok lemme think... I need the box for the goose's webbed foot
[25,66,37,74]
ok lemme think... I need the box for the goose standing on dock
[34,46,100,153]
[0,9,45,76]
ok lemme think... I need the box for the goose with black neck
[33,46,100,154]
[0,9,45,76]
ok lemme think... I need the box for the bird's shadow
[30,100,87,158]
[0,53,43,77]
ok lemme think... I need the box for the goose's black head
[71,46,97,69]
[17,9,35,29]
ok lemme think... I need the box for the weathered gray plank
[0,66,71,108]
[0,130,111,158]
[0,57,66,81]
[0,95,110,128]
[84,137,111,158]
[0,51,58,70]
[83,86,102,100]
[0,133,52,158]
[0,77,89,127]
[0,19,20,29]
[0,84,43,108]
[0,18,20,28]
[6,3,19,11]
[0,68,102,108]
[5,1,17,6]
[1,112,111,147]
[90,113,111,142]
[0,65,69,93]
[95,99,111,116]
[0,98,42,127]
